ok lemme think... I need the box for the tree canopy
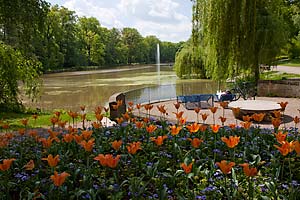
[175,0,297,81]
[0,1,182,110]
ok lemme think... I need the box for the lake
[23,65,223,111]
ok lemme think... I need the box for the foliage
[190,0,290,81]
[174,41,206,79]
[0,106,300,199]
[0,43,42,111]
[0,2,182,72]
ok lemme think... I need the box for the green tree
[104,28,127,65]
[0,43,42,110]
[0,0,49,56]
[144,36,160,63]
[192,0,289,81]
[121,27,145,64]
[77,17,106,66]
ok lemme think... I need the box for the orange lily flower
[95,106,102,114]
[293,141,300,156]
[136,104,142,110]
[174,111,184,119]
[116,117,124,124]
[294,116,300,124]
[219,116,227,124]
[80,105,86,111]
[24,159,35,171]
[0,158,16,171]
[146,124,157,133]
[186,122,200,133]
[221,136,240,148]
[174,102,181,110]
[58,120,67,129]
[54,111,61,118]
[94,154,121,168]
[50,117,59,126]
[96,113,104,122]
[239,163,258,177]
[127,107,133,113]
[143,118,150,123]
[80,138,95,152]
[201,113,209,121]
[274,131,287,143]
[128,101,134,107]
[199,124,208,132]
[29,130,38,137]
[1,123,10,129]
[117,117,124,124]
[39,137,54,148]
[252,113,265,122]
[127,141,142,154]
[228,124,236,129]
[210,124,221,133]
[209,107,218,114]
[21,118,29,126]
[187,138,204,148]
[18,128,26,136]
[122,112,130,121]
[273,110,281,118]
[42,154,60,167]
[242,115,252,122]
[50,171,70,187]
[106,154,121,168]
[216,160,235,174]
[279,101,288,111]
[92,122,101,129]
[74,134,83,144]
[81,130,93,140]
[231,107,240,117]
[179,117,186,125]
[112,140,123,150]
[169,125,182,136]
[63,133,74,143]
[220,102,229,109]
[157,105,167,114]
[94,154,106,166]
[48,129,60,138]
[274,141,294,156]
[272,118,281,129]
[180,162,193,174]
[150,135,168,146]
[194,107,200,114]
[144,104,153,111]
[135,121,144,129]
[240,121,252,130]
[32,114,38,120]
[68,111,78,119]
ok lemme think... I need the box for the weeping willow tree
[191,0,289,82]
[174,40,206,79]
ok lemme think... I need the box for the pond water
[23,65,223,111]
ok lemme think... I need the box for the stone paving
[132,96,300,129]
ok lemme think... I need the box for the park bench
[177,94,214,109]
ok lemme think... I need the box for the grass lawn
[260,71,300,80]
[0,110,97,131]
[277,58,300,67]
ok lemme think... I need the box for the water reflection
[23,65,223,111]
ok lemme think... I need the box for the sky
[46,0,193,43]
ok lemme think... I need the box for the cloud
[50,0,192,42]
